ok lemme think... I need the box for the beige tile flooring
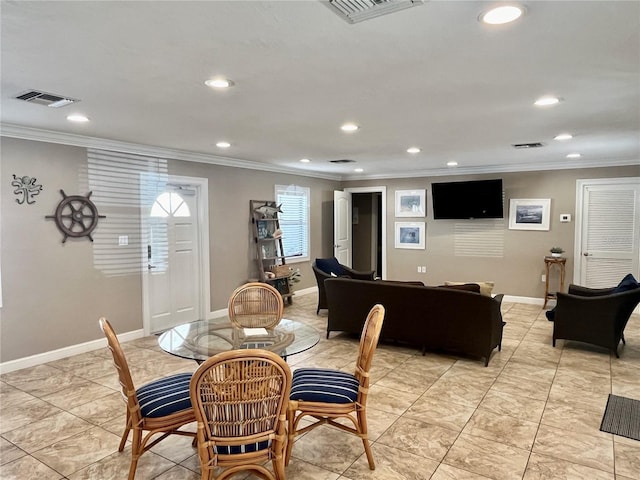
[1,293,639,479]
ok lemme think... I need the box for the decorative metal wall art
[45,190,106,243]
[12,174,43,204]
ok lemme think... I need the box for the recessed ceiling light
[481,5,524,25]
[205,78,235,89]
[341,123,359,132]
[407,147,421,154]
[299,158,310,163]
[216,141,231,148]
[554,133,573,140]
[566,153,581,158]
[66,114,89,122]
[354,168,364,173]
[534,96,561,106]
[447,161,458,167]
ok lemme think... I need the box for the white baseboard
[0,329,144,374]
[503,295,546,306]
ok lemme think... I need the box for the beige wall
[345,165,640,296]
[0,138,340,362]
[1,136,637,363]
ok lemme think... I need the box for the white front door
[575,177,640,287]
[334,190,352,266]
[141,175,209,333]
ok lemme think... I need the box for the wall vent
[326,0,424,24]
[329,159,356,163]
[14,90,79,108]
[512,142,545,149]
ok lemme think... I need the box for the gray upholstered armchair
[312,257,375,314]
[553,277,640,357]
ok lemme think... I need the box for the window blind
[275,185,310,262]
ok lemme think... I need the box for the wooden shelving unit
[250,200,293,304]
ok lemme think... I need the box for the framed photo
[395,222,425,249]
[509,199,551,231]
[395,189,426,217]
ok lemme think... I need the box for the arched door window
[150,192,191,218]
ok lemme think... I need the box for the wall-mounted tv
[431,179,504,219]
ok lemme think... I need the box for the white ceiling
[1,0,639,180]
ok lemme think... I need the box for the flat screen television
[431,179,504,219]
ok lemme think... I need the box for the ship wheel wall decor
[45,190,106,243]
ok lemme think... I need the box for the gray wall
[1,136,638,363]
[0,137,340,362]
[344,166,640,296]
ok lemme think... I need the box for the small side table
[544,256,566,308]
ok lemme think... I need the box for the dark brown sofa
[324,277,504,366]
[312,259,375,314]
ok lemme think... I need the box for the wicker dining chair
[228,282,284,329]
[285,304,385,470]
[99,318,196,480]
[189,349,292,480]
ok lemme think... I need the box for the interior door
[576,178,640,287]
[334,190,352,266]
[146,185,202,333]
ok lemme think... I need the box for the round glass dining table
[158,317,320,363]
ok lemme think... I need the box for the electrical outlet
[417,266,421,273]
[118,235,129,246]
[541,274,546,282]
[421,266,427,273]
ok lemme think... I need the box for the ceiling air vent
[326,0,424,24]
[14,90,79,108]
[512,142,545,149]
[329,159,356,164]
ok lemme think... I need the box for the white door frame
[140,174,210,335]
[344,186,387,280]
[574,176,640,283]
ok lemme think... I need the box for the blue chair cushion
[137,373,192,418]
[614,274,639,293]
[290,368,359,404]
[214,440,271,455]
[315,257,345,277]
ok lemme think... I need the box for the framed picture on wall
[395,189,426,217]
[508,199,551,231]
[395,222,425,249]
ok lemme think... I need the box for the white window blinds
[275,185,310,262]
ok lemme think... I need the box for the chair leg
[621,333,626,345]
[285,408,296,466]
[273,456,286,480]
[128,427,142,480]
[119,413,132,452]
[357,410,375,470]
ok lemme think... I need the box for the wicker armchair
[286,304,385,470]
[553,283,640,357]
[99,318,196,480]
[189,349,292,480]
[228,282,284,329]
[312,257,375,314]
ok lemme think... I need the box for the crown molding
[3,123,636,183]
[0,123,342,181]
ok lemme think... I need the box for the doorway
[345,186,386,279]
[140,174,210,334]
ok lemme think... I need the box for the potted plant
[550,247,564,257]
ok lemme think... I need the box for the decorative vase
[551,252,562,257]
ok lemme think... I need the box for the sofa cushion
[315,257,346,277]
[613,273,639,293]
[445,281,494,296]
[438,283,481,293]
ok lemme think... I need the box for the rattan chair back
[190,349,292,480]
[354,303,385,402]
[99,318,195,480]
[228,282,284,329]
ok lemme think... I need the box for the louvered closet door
[578,180,640,287]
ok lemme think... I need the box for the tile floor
[1,293,639,479]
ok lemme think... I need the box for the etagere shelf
[250,200,293,304]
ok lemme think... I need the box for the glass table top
[158,317,320,362]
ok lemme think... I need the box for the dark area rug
[600,394,640,441]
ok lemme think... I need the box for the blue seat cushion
[137,373,192,418]
[214,440,270,455]
[290,368,359,404]
[315,257,345,277]
[614,274,639,293]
